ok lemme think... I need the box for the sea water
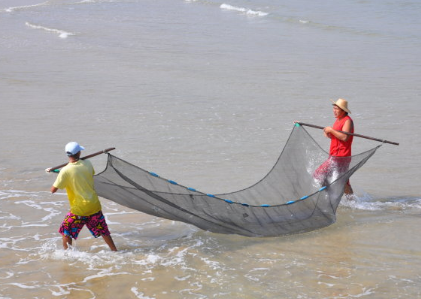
[0,0,420,298]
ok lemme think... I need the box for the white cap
[65,142,85,156]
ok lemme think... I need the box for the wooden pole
[47,147,115,172]
[297,122,399,146]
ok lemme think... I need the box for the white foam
[200,257,221,270]
[0,213,20,221]
[0,236,31,252]
[7,283,38,289]
[0,271,14,279]
[41,208,62,222]
[318,281,335,287]
[39,240,136,270]
[146,254,161,264]
[48,283,95,297]
[11,198,62,227]
[25,22,76,39]
[50,286,71,296]
[220,4,268,17]
[83,268,130,283]
[14,200,45,210]
[245,267,270,282]
[76,0,115,3]
[0,190,43,199]
[175,275,191,281]
[341,194,421,211]
[21,223,49,227]
[131,287,156,299]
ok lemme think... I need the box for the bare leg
[102,235,117,251]
[62,235,72,250]
[344,182,354,200]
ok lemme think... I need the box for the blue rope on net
[147,170,328,207]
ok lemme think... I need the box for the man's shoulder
[62,160,91,171]
[80,159,93,168]
[338,115,353,126]
[79,160,95,175]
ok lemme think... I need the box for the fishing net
[94,124,381,237]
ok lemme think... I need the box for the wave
[25,22,76,39]
[341,194,421,212]
[3,1,49,13]
[76,0,102,3]
[75,0,118,3]
[220,3,268,17]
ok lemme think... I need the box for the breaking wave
[2,1,49,12]
[341,193,421,212]
[25,22,76,39]
[220,3,268,17]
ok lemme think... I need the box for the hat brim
[331,99,351,114]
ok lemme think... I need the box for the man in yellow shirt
[49,142,117,251]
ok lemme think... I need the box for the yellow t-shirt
[53,159,101,216]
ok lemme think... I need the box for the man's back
[53,159,101,216]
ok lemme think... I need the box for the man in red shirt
[314,99,354,198]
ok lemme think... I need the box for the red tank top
[329,115,353,157]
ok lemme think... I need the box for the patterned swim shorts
[59,210,111,239]
[313,156,352,186]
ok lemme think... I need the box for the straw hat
[331,98,351,114]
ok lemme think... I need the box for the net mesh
[94,124,380,237]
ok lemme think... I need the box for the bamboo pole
[297,122,399,146]
[46,147,115,172]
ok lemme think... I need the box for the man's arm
[324,119,353,141]
[51,186,58,193]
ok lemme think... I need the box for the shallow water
[1,0,420,298]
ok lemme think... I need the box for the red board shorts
[313,156,352,186]
[59,210,111,240]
